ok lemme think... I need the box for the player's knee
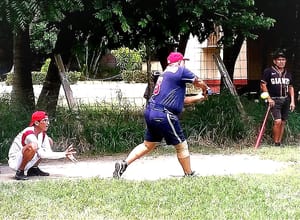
[22,143,37,155]
[175,141,190,158]
[144,142,158,150]
[274,119,282,125]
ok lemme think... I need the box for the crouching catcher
[8,111,77,180]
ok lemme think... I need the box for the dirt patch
[0,154,289,182]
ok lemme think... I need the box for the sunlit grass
[1,169,300,219]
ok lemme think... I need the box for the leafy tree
[0,0,83,111]
[1,0,276,112]
[94,0,274,76]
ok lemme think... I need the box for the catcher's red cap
[167,52,189,64]
[29,111,48,126]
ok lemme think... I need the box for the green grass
[1,93,300,219]
[1,147,300,220]
[1,174,300,219]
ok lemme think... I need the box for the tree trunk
[36,25,75,114]
[223,34,244,81]
[11,26,35,111]
[0,20,13,78]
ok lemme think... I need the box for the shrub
[182,91,254,148]
[40,58,51,73]
[121,70,148,83]
[111,47,145,82]
[5,71,82,85]
[112,47,142,71]
[2,92,300,161]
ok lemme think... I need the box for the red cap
[167,52,189,64]
[29,111,48,126]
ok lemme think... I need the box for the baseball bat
[254,105,271,149]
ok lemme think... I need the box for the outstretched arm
[184,78,209,104]
[184,93,207,104]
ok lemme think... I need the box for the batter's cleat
[27,166,49,176]
[113,160,128,178]
[184,171,196,177]
[274,142,282,147]
[15,170,29,180]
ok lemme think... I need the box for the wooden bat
[254,105,271,149]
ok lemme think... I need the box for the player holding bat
[260,49,295,147]
[113,52,208,178]
[8,111,77,180]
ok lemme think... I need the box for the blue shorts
[143,106,185,145]
[270,97,290,121]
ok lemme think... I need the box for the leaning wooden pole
[213,53,247,118]
[54,54,76,110]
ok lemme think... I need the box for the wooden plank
[213,53,247,118]
[54,54,76,109]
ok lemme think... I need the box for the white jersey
[8,126,66,170]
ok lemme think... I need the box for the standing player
[260,50,295,147]
[113,52,208,178]
[8,111,77,180]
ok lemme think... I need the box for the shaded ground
[0,154,289,182]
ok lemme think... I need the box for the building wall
[184,34,248,93]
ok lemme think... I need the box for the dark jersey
[261,66,293,97]
[148,66,196,115]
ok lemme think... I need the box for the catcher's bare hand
[65,144,77,162]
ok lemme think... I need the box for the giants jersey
[149,66,196,115]
[261,66,293,97]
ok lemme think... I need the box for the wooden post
[54,54,76,109]
[213,53,247,118]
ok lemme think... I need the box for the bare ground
[0,154,289,182]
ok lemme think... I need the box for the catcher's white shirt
[8,126,65,170]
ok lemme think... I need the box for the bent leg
[125,141,158,165]
[19,143,37,170]
[113,141,158,178]
[14,143,37,180]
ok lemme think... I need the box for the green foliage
[94,1,130,42]
[95,65,120,80]
[0,99,32,162]
[111,47,145,82]
[5,71,82,86]
[112,47,142,71]
[2,92,300,161]
[30,22,57,55]
[66,71,84,83]
[121,70,147,83]
[0,0,83,31]
[40,58,51,73]
[79,104,145,154]
[182,92,254,147]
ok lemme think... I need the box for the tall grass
[182,92,254,148]
[0,96,34,162]
[1,92,300,161]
